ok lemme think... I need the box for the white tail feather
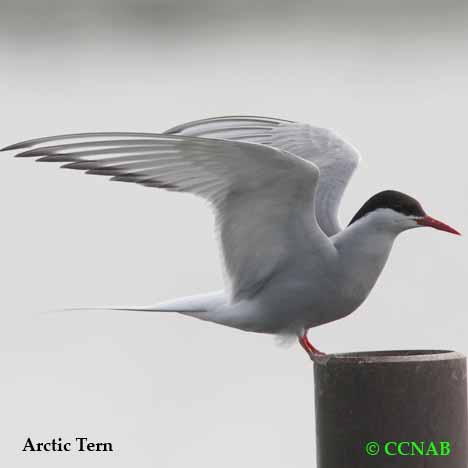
[43,291,227,315]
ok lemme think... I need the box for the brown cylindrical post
[314,350,467,468]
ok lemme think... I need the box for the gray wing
[166,116,361,236]
[2,132,326,301]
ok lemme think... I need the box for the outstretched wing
[2,132,327,300]
[166,116,361,236]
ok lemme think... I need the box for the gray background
[1,1,467,466]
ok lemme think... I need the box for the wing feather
[2,132,325,300]
[166,116,361,236]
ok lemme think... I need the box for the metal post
[314,350,467,468]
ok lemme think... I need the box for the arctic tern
[2,116,460,361]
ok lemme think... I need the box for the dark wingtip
[62,161,94,170]
[37,155,76,162]
[1,143,24,151]
[13,148,44,158]
[86,167,121,176]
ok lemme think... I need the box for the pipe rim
[325,349,465,364]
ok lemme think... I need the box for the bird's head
[348,190,460,236]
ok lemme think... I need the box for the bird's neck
[332,217,398,301]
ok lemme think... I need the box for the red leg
[299,330,326,358]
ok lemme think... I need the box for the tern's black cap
[348,190,426,226]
